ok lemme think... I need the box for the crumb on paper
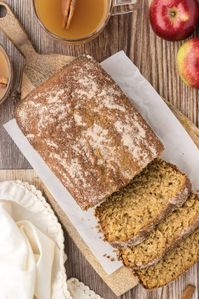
[103,253,117,262]
[95,224,101,233]
[103,254,110,258]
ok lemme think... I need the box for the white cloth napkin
[0,201,56,299]
[0,181,105,299]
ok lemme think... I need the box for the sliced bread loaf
[120,193,199,269]
[136,225,199,289]
[95,159,191,248]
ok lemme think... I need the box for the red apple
[177,38,199,89]
[150,0,199,41]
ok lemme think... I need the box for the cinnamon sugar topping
[15,56,163,209]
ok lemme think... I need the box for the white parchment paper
[4,51,199,275]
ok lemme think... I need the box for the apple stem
[169,10,177,18]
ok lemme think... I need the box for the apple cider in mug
[34,0,109,40]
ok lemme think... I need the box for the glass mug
[33,0,137,43]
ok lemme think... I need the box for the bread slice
[137,225,199,289]
[95,159,191,248]
[120,193,199,269]
[15,56,163,210]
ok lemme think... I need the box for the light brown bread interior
[120,193,199,270]
[95,159,191,248]
[136,226,199,289]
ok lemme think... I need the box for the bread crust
[15,56,163,210]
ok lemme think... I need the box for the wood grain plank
[0,31,30,169]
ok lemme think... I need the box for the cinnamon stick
[61,0,71,28]
[66,0,76,29]
[0,76,8,88]
[61,0,76,29]
[181,285,196,299]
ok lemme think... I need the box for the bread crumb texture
[137,226,199,289]
[120,193,199,269]
[95,159,190,247]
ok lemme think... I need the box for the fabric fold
[0,201,56,299]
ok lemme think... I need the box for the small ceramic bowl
[0,45,13,105]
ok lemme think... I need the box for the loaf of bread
[137,225,199,289]
[15,56,163,210]
[120,193,199,270]
[95,159,191,247]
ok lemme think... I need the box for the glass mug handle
[112,0,137,15]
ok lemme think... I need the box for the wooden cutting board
[1,1,199,297]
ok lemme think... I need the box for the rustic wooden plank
[0,0,199,298]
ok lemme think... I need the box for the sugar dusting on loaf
[15,56,163,209]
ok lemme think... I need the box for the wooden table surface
[0,1,199,298]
